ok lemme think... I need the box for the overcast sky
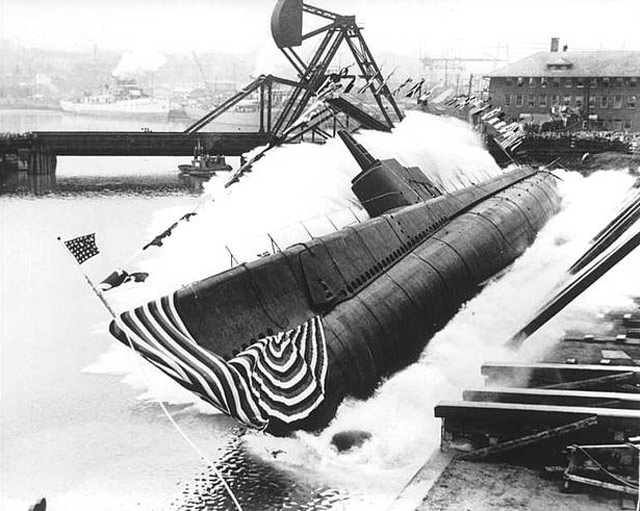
[2,0,640,62]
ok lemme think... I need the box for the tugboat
[178,141,233,177]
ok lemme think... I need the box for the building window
[552,95,560,105]
[628,95,637,108]
[575,96,584,108]
[615,77,624,87]
[528,77,536,87]
[576,78,585,88]
[601,96,608,108]
[517,77,524,87]
[541,77,548,88]
[588,96,596,108]
[631,78,638,88]
[539,95,548,107]
[612,119,622,130]
[504,94,512,106]
[552,78,560,88]
[590,78,598,87]
[527,94,535,106]
[515,94,523,106]
[613,95,622,108]
[565,78,573,88]
[603,78,610,88]
[563,96,572,106]
[506,77,513,86]
[624,120,633,130]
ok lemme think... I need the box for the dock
[409,313,640,510]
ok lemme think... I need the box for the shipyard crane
[192,52,213,93]
[185,0,403,143]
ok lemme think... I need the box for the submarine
[109,131,561,435]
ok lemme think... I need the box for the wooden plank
[459,416,598,460]
[563,335,640,345]
[463,387,640,409]
[622,314,640,329]
[481,362,640,387]
[435,401,640,430]
[564,474,638,496]
[542,372,636,391]
[601,350,631,359]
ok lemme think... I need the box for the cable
[60,238,245,511]
[120,324,245,511]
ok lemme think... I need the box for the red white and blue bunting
[114,295,328,430]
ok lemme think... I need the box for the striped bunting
[113,294,328,430]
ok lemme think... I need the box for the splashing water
[258,168,639,491]
[88,110,640,507]
[92,111,503,411]
[107,110,501,312]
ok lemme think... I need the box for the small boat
[178,143,232,176]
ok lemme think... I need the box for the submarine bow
[111,300,328,430]
[110,133,561,435]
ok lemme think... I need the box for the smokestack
[550,38,559,52]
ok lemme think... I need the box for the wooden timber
[462,388,640,409]
[459,416,598,461]
[481,362,640,387]
[435,401,640,431]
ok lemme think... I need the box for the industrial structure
[487,39,640,131]
[1,0,402,176]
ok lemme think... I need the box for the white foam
[95,111,638,486]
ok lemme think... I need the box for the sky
[2,0,640,63]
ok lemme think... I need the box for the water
[0,109,209,196]
[2,109,639,511]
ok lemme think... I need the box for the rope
[119,321,245,511]
[60,236,245,511]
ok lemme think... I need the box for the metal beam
[29,131,274,157]
[459,416,598,460]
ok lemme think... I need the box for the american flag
[111,294,328,430]
[63,233,99,264]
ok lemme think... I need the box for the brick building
[487,41,640,131]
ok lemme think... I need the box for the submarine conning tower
[338,130,443,217]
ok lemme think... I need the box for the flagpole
[57,236,117,319]
[57,233,245,511]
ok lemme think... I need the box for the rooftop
[489,50,640,78]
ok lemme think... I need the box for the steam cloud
[112,49,167,79]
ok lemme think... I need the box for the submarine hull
[109,165,560,435]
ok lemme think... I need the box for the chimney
[562,45,568,52]
[550,37,559,52]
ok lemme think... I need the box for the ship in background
[60,78,170,120]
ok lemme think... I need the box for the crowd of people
[523,130,640,154]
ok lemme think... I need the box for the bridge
[13,131,273,157]
[0,0,403,178]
